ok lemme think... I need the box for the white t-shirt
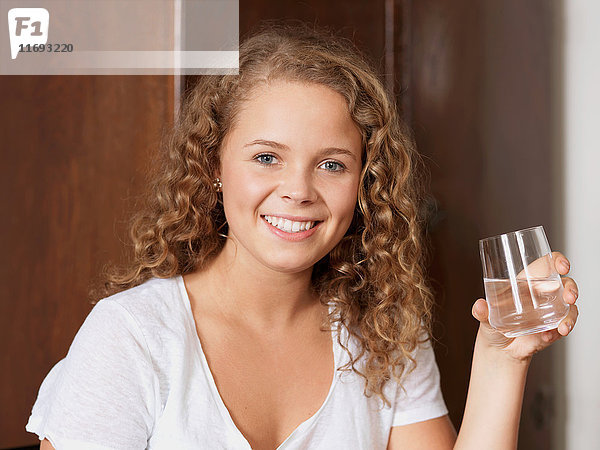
[26,276,448,449]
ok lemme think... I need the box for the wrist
[474,328,533,368]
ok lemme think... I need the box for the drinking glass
[479,226,569,337]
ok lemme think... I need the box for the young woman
[27,24,579,449]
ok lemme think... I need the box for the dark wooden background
[1,0,561,448]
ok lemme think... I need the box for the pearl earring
[213,177,223,192]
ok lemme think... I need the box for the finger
[472,298,489,324]
[561,276,579,304]
[541,328,562,344]
[516,253,566,279]
[558,304,579,336]
[552,251,571,275]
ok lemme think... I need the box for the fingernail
[560,260,570,272]
[569,288,578,300]
[568,323,573,332]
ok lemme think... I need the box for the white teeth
[263,215,317,233]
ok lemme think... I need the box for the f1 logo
[8,8,49,60]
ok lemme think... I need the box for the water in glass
[483,276,569,337]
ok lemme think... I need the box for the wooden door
[402,0,561,446]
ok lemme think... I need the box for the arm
[40,438,55,450]
[388,252,578,450]
[388,415,457,449]
[387,332,530,450]
[455,252,578,449]
[453,330,529,449]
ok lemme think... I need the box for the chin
[260,256,316,274]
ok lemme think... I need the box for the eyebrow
[244,139,358,162]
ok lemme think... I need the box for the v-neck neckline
[176,274,343,449]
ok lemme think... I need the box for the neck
[185,239,322,332]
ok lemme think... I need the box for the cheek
[221,163,271,219]
[329,178,360,227]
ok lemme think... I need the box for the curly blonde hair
[98,22,435,407]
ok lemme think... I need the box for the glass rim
[478,225,544,244]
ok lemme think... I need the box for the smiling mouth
[261,215,322,233]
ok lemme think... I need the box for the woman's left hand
[472,251,579,363]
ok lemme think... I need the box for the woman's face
[218,80,363,274]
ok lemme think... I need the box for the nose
[277,166,318,205]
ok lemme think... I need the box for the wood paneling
[239,0,387,73]
[405,0,487,427]
[405,0,560,445]
[0,76,174,447]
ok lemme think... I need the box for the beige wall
[563,1,600,448]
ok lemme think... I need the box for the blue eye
[255,154,278,165]
[320,160,345,172]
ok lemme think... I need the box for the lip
[260,215,322,241]
[261,213,324,222]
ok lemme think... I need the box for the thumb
[472,297,514,348]
[472,298,490,324]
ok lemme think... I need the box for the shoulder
[97,276,187,339]
[24,282,173,449]
[102,276,182,318]
[65,276,188,371]
[25,277,188,448]
[391,337,449,427]
[337,327,447,423]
